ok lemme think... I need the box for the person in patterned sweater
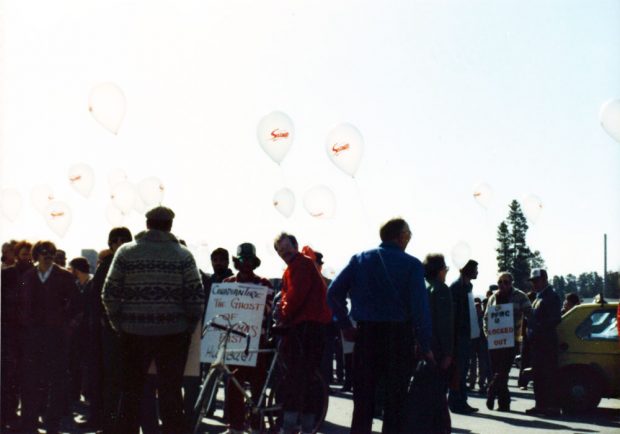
[102,206,205,434]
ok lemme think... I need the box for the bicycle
[192,315,329,434]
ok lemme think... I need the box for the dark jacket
[1,262,34,328]
[426,278,454,359]
[19,264,79,328]
[527,285,561,343]
[450,277,472,339]
[90,254,113,331]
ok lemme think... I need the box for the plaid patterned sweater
[102,230,205,335]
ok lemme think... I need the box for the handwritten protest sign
[200,282,269,367]
[487,303,515,350]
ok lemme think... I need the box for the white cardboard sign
[487,303,515,350]
[200,282,269,367]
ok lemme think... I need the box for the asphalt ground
[11,367,617,433]
[320,367,620,434]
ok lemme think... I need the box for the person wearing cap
[524,268,561,416]
[274,232,332,434]
[102,206,205,434]
[483,272,532,412]
[448,259,480,414]
[221,243,273,434]
[327,218,433,434]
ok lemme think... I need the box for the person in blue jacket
[327,217,433,434]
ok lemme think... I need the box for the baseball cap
[529,268,548,280]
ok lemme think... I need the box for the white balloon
[451,241,472,269]
[325,123,364,177]
[303,185,336,219]
[0,189,22,222]
[272,188,295,218]
[472,182,494,208]
[68,163,95,198]
[133,195,147,214]
[105,202,125,226]
[257,111,294,164]
[110,181,137,214]
[600,98,620,144]
[137,177,165,208]
[88,82,126,134]
[45,201,72,237]
[30,185,55,214]
[108,168,127,189]
[522,194,543,223]
[322,264,337,279]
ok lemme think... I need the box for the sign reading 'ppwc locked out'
[200,282,269,367]
[487,303,515,350]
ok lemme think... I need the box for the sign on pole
[487,303,515,350]
[200,282,269,367]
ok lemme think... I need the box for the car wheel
[559,367,603,413]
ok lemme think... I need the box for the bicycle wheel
[192,369,221,434]
[264,369,329,434]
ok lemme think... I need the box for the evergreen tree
[530,250,546,269]
[553,275,567,300]
[565,274,578,295]
[496,200,546,291]
[496,221,513,272]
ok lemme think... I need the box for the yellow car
[556,301,620,412]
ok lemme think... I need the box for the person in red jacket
[274,233,331,434]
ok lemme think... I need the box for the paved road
[321,368,620,434]
[186,368,620,434]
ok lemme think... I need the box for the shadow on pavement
[540,407,620,430]
[319,419,381,434]
[467,412,599,432]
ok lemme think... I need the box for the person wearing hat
[525,268,561,416]
[102,206,205,434]
[220,243,273,434]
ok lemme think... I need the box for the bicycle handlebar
[204,319,252,356]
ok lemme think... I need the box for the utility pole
[603,234,607,298]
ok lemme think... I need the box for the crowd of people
[0,209,573,434]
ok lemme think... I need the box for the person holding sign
[483,272,531,412]
[221,243,273,434]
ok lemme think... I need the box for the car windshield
[575,309,618,341]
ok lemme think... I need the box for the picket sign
[200,282,269,367]
[487,303,515,350]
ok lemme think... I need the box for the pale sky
[1,0,619,295]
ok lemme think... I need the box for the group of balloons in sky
[1,84,620,236]
[256,111,364,219]
[0,165,165,237]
